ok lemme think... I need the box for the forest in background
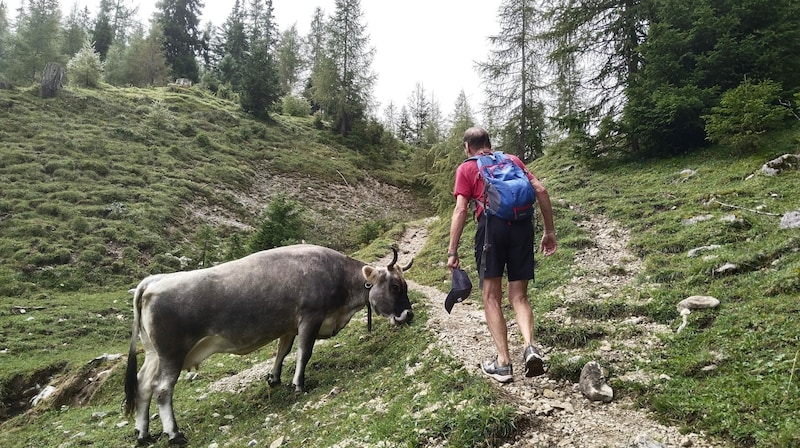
[2,0,800,165]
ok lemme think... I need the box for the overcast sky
[4,0,501,118]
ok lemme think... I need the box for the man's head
[463,126,491,155]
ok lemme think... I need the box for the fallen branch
[336,170,350,188]
[710,199,782,216]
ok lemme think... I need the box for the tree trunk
[40,62,64,99]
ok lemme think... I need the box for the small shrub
[356,220,389,246]
[70,216,90,233]
[249,195,305,252]
[195,133,213,148]
[703,78,789,151]
[281,95,311,117]
[66,41,103,88]
[147,100,173,129]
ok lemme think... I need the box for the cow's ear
[362,266,382,283]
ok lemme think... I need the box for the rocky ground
[383,210,729,448]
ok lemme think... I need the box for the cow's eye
[391,283,400,292]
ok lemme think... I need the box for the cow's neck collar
[364,282,373,332]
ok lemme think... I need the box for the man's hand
[540,232,557,256]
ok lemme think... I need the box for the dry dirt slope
[387,212,729,448]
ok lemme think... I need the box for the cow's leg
[153,359,187,446]
[268,334,295,387]
[134,354,158,445]
[292,322,322,392]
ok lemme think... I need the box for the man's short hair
[463,127,491,150]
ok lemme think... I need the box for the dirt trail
[389,214,727,448]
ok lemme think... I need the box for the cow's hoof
[292,383,305,393]
[135,434,157,446]
[168,432,188,446]
[267,373,280,387]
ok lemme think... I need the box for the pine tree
[156,0,204,81]
[238,0,279,118]
[311,0,375,136]
[92,0,114,59]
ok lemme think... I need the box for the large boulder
[761,153,800,176]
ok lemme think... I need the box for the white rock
[676,295,720,312]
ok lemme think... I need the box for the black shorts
[474,214,535,282]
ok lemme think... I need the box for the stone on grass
[579,361,614,403]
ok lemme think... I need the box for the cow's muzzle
[390,309,413,325]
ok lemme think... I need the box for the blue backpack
[468,151,537,221]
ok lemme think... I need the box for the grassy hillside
[412,133,800,446]
[1,84,798,447]
[0,85,428,299]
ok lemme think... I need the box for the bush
[703,78,789,151]
[66,40,103,88]
[281,95,311,117]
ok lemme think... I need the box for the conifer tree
[238,0,279,118]
[156,0,203,81]
[7,0,63,83]
[66,39,102,87]
[0,1,9,75]
[92,0,114,59]
[302,7,325,112]
[311,0,375,136]
[214,0,247,89]
[478,0,547,161]
[277,23,302,96]
[61,2,90,58]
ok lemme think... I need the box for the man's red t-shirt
[453,152,534,219]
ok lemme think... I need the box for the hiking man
[446,126,557,383]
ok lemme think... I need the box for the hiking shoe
[481,359,513,383]
[523,345,545,377]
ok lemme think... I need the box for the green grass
[0,292,516,447]
[527,135,800,447]
[2,84,799,447]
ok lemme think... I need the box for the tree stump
[40,62,64,99]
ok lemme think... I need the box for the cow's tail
[124,280,146,416]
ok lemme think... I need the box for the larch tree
[302,6,325,112]
[543,0,648,155]
[61,2,90,58]
[7,0,63,83]
[277,23,303,96]
[478,0,548,161]
[126,23,170,86]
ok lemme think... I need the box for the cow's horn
[388,246,399,270]
[402,258,413,271]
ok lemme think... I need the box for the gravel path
[389,213,728,448]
